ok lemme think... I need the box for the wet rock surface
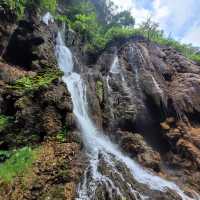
[77,150,186,200]
[1,2,200,199]
[0,4,88,200]
[78,40,200,195]
[0,4,16,57]
[117,131,161,172]
[0,4,73,149]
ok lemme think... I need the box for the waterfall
[110,55,121,74]
[152,76,163,95]
[109,55,132,97]
[42,12,54,25]
[128,46,140,88]
[55,32,73,74]
[55,30,199,200]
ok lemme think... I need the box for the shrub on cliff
[1,0,57,18]
[0,115,10,132]
[0,147,38,182]
[64,0,200,63]
[1,0,26,18]
[10,69,63,93]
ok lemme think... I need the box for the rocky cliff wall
[0,4,85,199]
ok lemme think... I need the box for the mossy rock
[96,80,104,103]
[0,115,10,132]
[9,69,64,93]
[15,96,32,109]
[40,186,65,200]
[0,147,38,182]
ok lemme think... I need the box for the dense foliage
[57,0,135,52]
[57,0,200,63]
[0,115,10,132]
[0,147,37,182]
[10,69,63,93]
[2,0,199,62]
[139,18,200,63]
[1,0,199,62]
[1,0,57,18]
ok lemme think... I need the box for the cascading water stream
[108,55,134,100]
[42,12,54,25]
[55,28,199,200]
[110,55,121,74]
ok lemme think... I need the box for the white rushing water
[42,12,54,25]
[55,30,199,200]
[109,55,133,98]
[110,55,121,74]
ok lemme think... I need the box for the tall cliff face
[1,2,200,199]
[65,28,200,194]
[0,5,85,200]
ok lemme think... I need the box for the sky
[112,0,200,47]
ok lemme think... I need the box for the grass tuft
[0,147,37,182]
[0,115,10,132]
[10,70,63,93]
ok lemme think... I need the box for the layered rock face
[0,4,72,148]
[73,38,200,193]
[1,2,200,198]
[0,140,85,200]
[0,5,84,199]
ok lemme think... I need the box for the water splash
[128,46,140,88]
[42,12,54,25]
[151,75,163,96]
[55,29,199,200]
[55,32,74,74]
[110,55,121,74]
[109,55,132,98]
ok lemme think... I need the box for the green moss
[96,80,104,103]
[0,147,38,182]
[10,70,63,93]
[0,115,10,132]
[0,150,12,162]
[55,14,71,26]
[56,126,69,143]
[1,0,26,19]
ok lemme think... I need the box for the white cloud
[160,1,197,34]
[182,24,200,46]
[111,0,200,46]
[111,0,133,10]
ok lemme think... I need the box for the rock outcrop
[0,140,85,200]
[0,5,84,199]
[1,1,200,199]
[74,38,200,193]
[0,4,74,148]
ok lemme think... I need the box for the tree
[90,0,116,25]
[110,10,135,27]
[140,17,161,40]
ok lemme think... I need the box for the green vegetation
[56,126,69,143]
[39,0,57,13]
[96,80,104,103]
[0,115,10,132]
[1,0,57,18]
[61,0,135,53]
[2,0,199,62]
[1,0,26,18]
[0,147,37,182]
[11,70,63,93]
[154,36,200,63]
[139,17,200,63]
[61,0,200,63]
[0,150,12,162]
